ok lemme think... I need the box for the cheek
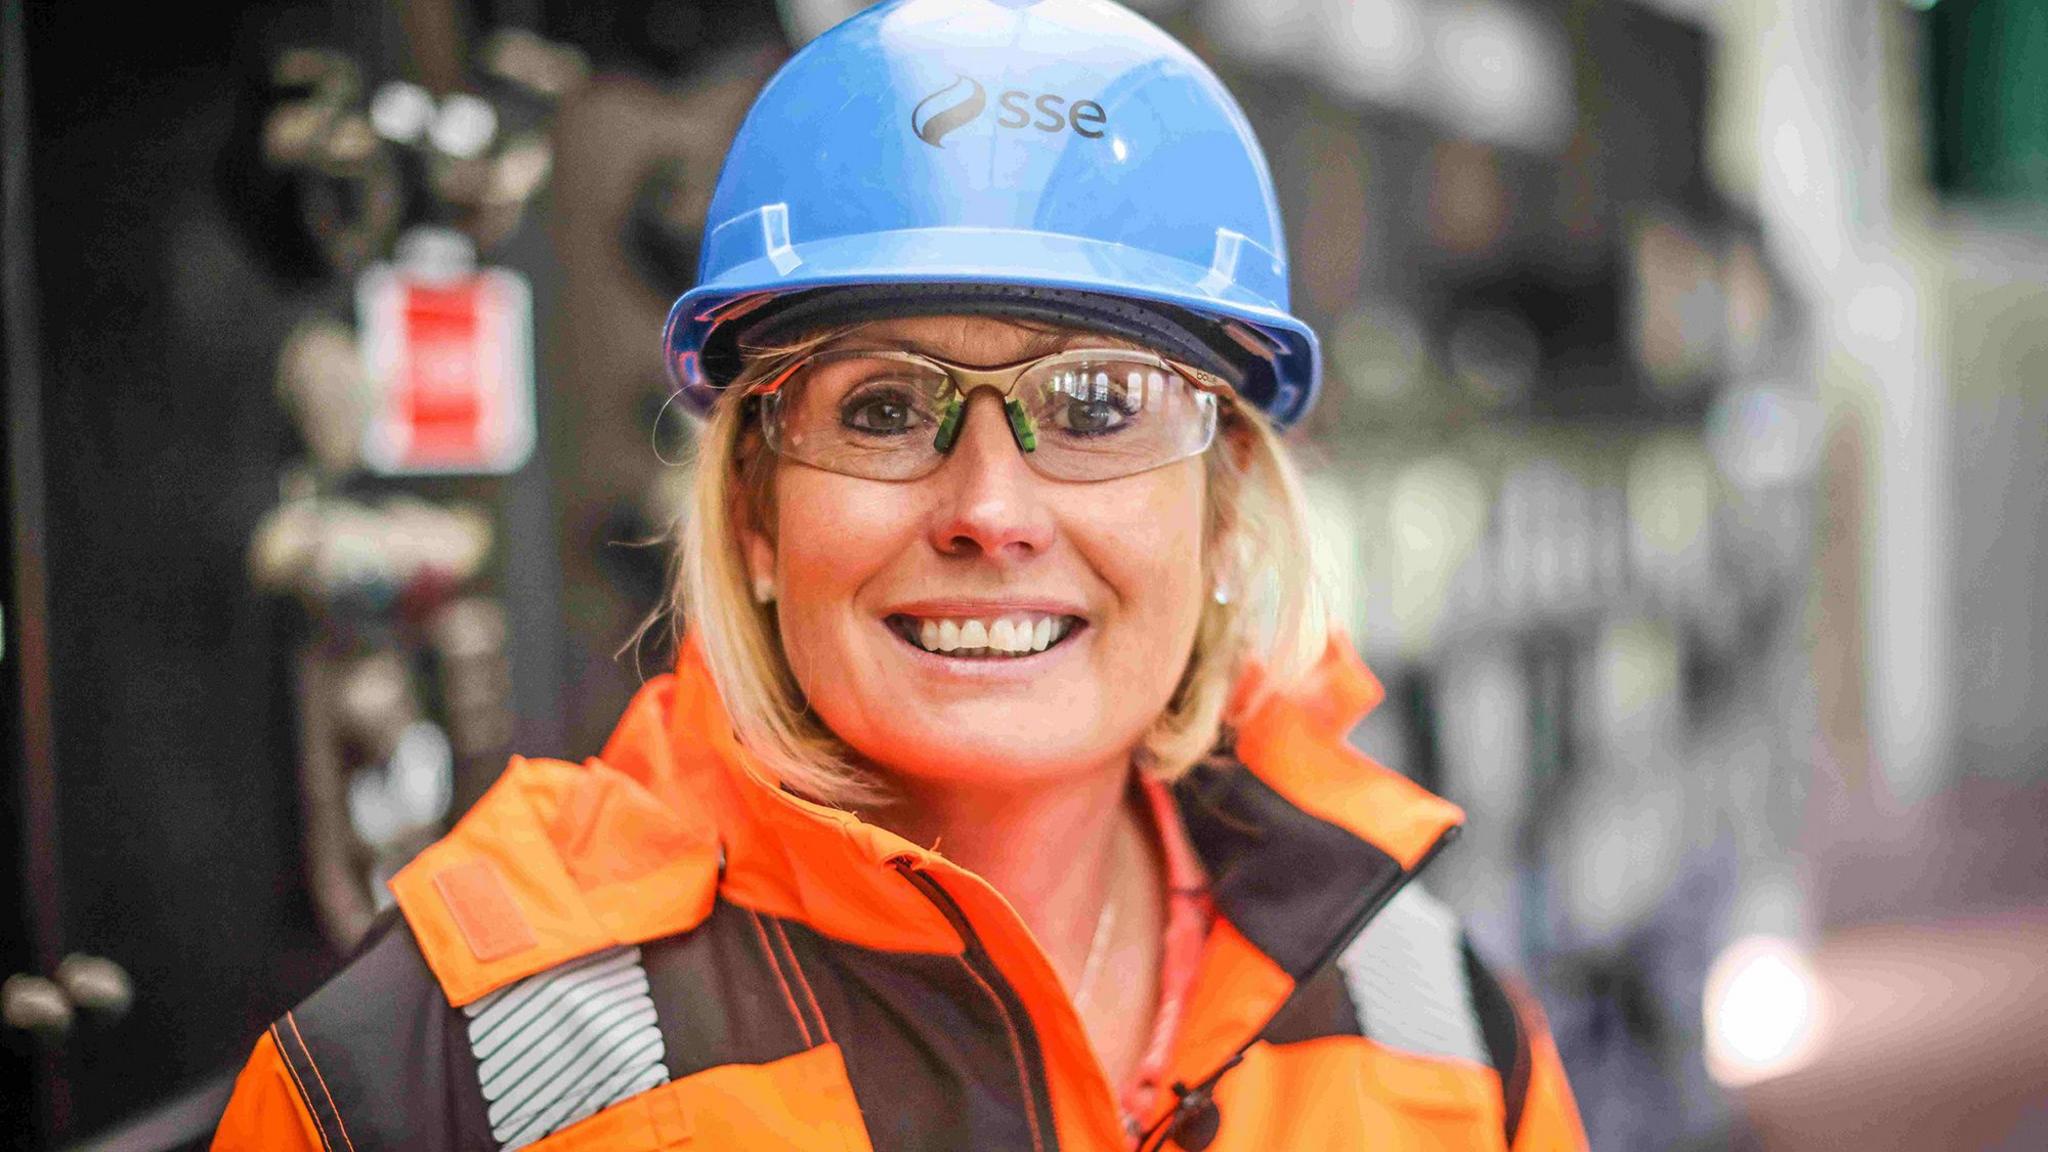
[767,472,914,668]
[1077,466,1210,652]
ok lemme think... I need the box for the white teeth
[904,613,1076,656]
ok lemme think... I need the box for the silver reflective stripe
[1336,885,1491,1067]
[461,945,670,1151]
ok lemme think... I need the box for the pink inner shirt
[1122,773,1216,1131]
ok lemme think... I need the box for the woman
[215,1,1584,1149]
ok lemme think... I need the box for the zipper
[1134,823,1463,1152]
[891,857,1064,1152]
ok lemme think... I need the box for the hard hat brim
[664,226,1320,428]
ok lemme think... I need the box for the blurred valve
[370,81,436,145]
[2,974,74,1038]
[430,94,499,160]
[1704,934,1826,1087]
[55,954,134,1019]
[250,494,493,602]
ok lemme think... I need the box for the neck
[869,757,1168,1088]
[876,764,1137,964]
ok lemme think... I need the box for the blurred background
[3,0,2044,1148]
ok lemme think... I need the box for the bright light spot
[1428,0,1572,152]
[1771,120,1809,199]
[1201,0,1315,67]
[1315,0,1425,106]
[1111,136,1129,163]
[429,94,498,159]
[370,81,435,144]
[1704,935,1826,1087]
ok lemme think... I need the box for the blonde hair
[668,322,1329,807]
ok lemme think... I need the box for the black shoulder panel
[652,897,1058,1152]
[783,912,1055,1152]
[281,910,495,1152]
[1461,940,1532,1146]
[640,899,818,1077]
[1259,962,1366,1047]
[1172,757,1405,981]
[278,895,1081,1152]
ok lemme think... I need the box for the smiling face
[740,315,1212,796]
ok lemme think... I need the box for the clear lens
[762,350,1220,482]
[767,354,954,481]
[1018,357,1217,481]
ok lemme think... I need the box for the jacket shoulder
[1354,887,1586,1150]
[389,751,722,1008]
[252,910,495,1152]
[222,903,702,1152]
[211,1028,324,1151]
[1264,885,1585,1149]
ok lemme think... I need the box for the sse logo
[911,75,1109,149]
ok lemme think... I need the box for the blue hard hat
[662,0,1321,427]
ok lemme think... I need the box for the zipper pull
[1163,1085,1220,1151]
[1140,1051,1242,1151]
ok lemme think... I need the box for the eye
[1059,396,1126,434]
[841,387,926,435]
[1049,368,1147,436]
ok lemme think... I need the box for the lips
[884,611,1083,658]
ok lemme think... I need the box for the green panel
[1927,0,2048,199]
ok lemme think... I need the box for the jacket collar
[393,634,1463,1008]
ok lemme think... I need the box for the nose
[926,389,1056,560]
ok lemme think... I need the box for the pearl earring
[753,576,775,604]
[1212,583,1232,606]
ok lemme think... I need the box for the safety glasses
[752,347,1230,483]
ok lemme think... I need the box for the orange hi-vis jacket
[214,637,1585,1151]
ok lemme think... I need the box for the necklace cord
[1071,890,1120,1014]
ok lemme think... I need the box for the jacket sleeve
[1458,937,1588,1152]
[211,1029,326,1152]
[1504,981,1588,1152]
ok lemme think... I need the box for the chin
[853,722,1123,794]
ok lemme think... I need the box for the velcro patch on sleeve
[433,858,539,963]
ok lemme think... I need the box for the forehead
[823,314,1150,367]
